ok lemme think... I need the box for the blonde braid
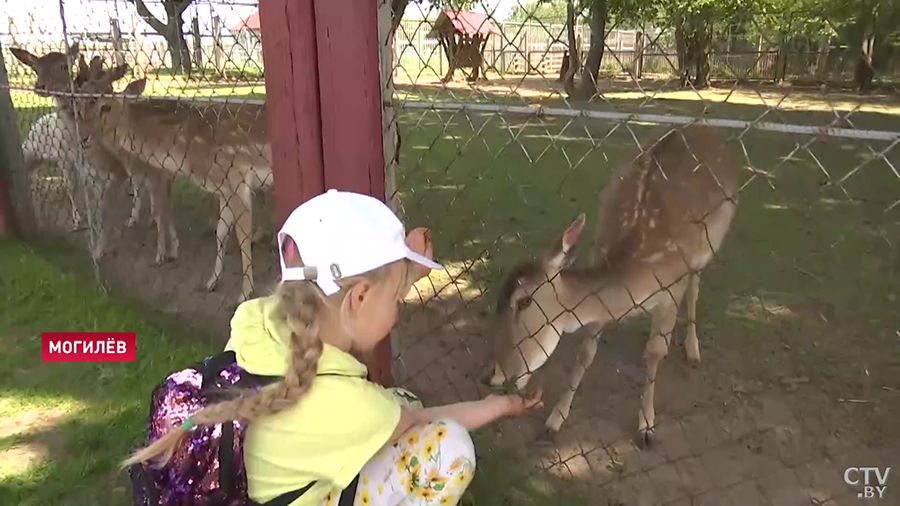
[120,281,324,469]
[120,260,405,470]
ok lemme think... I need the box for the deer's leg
[205,194,237,293]
[684,272,701,365]
[90,171,123,261]
[545,326,600,433]
[146,172,177,264]
[233,187,254,304]
[638,289,682,445]
[62,161,83,230]
[125,173,143,229]
[164,177,179,260]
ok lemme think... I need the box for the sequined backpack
[127,351,315,506]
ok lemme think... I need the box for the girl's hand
[405,227,434,283]
[489,389,544,418]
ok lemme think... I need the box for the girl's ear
[347,279,374,313]
[282,236,302,268]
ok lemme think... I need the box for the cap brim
[405,248,444,271]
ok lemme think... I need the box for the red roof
[440,10,501,36]
[231,11,260,32]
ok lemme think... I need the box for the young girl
[122,190,543,506]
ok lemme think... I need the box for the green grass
[0,239,216,506]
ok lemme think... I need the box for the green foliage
[507,0,571,23]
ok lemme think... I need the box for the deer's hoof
[637,427,656,449]
[204,277,219,292]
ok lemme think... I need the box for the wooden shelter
[429,10,501,82]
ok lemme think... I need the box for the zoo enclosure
[1,1,899,505]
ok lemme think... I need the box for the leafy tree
[128,0,195,74]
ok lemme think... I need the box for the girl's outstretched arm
[388,390,543,442]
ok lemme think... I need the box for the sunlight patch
[0,442,51,479]
[0,406,75,439]
[405,259,486,304]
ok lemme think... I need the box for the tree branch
[128,0,168,34]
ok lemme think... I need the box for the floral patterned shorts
[319,388,477,506]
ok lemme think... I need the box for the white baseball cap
[277,189,443,295]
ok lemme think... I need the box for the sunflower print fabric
[318,388,476,506]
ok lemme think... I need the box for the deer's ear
[545,213,586,274]
[9,47,36,67]
[108,64,129,83]
[561,213,586,254]
[67,42,79,58]
[122,77,146,96]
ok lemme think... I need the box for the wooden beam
[314,0,391,386]
[258,0,325,228]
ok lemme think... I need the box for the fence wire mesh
[1,0,898,505]
[3,0,272,335]
[384,1,898,505]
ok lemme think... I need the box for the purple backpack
[127,351,316,506]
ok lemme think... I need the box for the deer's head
[9,43,79,97]
[486,214,587,391]
[72,61,145,146]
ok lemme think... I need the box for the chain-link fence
[385,1,898,505]
[2,0,272,336]
[1,0,898,505]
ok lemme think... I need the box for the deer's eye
[100,103,111,115]
[516,296,533,311]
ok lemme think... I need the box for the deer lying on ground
[73,70,272,304]
[487,125,739,444]
[10,45,178,264]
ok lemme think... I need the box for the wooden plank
[314,0,391,386]
[258,0,325,228]
[314,0,385,200]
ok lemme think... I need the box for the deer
[486,125,739,445]
[10,44,178,265]
[72,70,272,304]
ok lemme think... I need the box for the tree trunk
[577,0,607,99]
[675,14,688,87]
[815,35,830,81]
[852,2,875,93]
[563,0,578,95]
[693,8,712,88]
[161,2,191,74]
[855,35,875,93]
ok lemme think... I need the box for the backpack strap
[198,352,369,505]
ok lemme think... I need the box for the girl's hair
[120,258,409,469]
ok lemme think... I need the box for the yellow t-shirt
[225,296,402,506]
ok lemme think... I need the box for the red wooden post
[314,0,391,386]
[314,1,386,200]
[260,0,392,386]
[258,0,325,228]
